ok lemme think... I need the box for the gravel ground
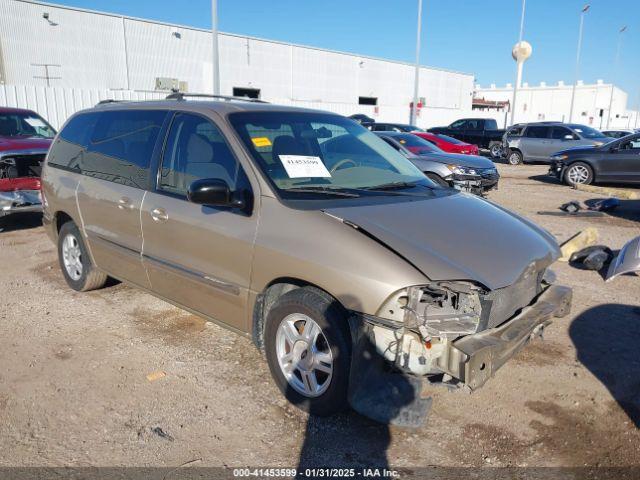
[0,163,639,470]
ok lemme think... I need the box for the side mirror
[187,178,245,209]
[563,134,574,140]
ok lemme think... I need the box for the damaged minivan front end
[349,272,572,425]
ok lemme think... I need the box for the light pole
[568,4,590,123]
[410,0,423,126]
[211,0,220,95]
[606,26,626,129]
[509,0,527,126]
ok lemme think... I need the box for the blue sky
[50,0,639,106]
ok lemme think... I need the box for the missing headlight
[403,282,485,338]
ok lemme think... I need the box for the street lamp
[509,0,527,126]
[410,0,423,126]
[568,4,590,123]
[606,25,627,129]
[211,0,220,95]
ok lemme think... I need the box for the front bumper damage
[448,172,500,196]
[0,189,42,217]
[348,284,572,426]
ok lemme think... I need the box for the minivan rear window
[82,110,167,189]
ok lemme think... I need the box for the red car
[0,107,55,219]
[413,132,479,155]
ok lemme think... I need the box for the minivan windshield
[567,124,608,140]
[229,112,435,198]
[0,111,56,139]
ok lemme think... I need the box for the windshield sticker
[251,137,272,148]
[24,117,47,128]
[279,155,332,178]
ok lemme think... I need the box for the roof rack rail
[165,92,269,103]
[96,99,121,106]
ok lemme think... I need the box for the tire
[564,161,594,186]
[57,221,108,292]
[264,287,352,416]
[489,142,503,159]
[507,150,523,165]
[425,172,450,187]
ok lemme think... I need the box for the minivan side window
[158,113,250,197]
[551,127,575,140]
[83,110,167,190]
[48,112,100,169]
[525,126,550,139]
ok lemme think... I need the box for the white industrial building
[0,0,477,129]
[476,81,639,130]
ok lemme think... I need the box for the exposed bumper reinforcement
[443,285,572,390]
[0,190,42,218]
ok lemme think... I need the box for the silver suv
[503,122,610,165]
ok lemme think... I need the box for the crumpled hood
[0,136,52,152]
[416,152,495,169]
[325,193,559,290]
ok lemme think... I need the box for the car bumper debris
[0,189,42,217]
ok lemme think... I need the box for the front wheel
[564,162,594,186]
[264,287,352,416]
[57,221,108,292]
[507,150,523,165]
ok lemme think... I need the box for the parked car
[0,107,56,219]
[602,129,635,139]
[413,131,479,155]
[503,122,610,165]
[348,113,375,125]
[549,132,640,185]
[374,131,499,195]
[428,118,506,158]
[369,123,424,133]
[42,96,571,424]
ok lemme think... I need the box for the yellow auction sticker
[251,137,272,148]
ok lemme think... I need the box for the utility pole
[410,0,422,126]
[509,0,526,126]
[606,26,626,129]
[569,4,590,122]
[211,0,220,95]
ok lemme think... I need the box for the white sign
[24,117,47,128]
[279,155,331,178]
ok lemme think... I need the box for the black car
[370,123,423,133]
[348,113,375,125]
[428,118,506,158]
[549,132,640,185]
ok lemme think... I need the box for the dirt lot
[1,164,639,470]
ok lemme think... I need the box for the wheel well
[55,211,73,234]
[251,278,338,351]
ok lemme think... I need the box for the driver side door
[604,136,640,183]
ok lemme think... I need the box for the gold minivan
[42,96,571,425]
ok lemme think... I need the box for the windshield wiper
[285,186,361,197]
[362,181,421,191]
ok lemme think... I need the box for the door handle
[150,207,169,223]
[117,197,134,210]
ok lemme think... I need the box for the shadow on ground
[569,304,640,427]
[0,212,42,233]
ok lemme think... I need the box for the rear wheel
[489,142,504,159]
[507,150,523,165]
[564,162,593,186]
[58,221,108,292]
[264,287,351,416]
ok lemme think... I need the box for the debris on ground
[559,228,599,262]
[560,201,582,214]
[569,245,613,271]
[589,197,620,212]
[606,235,640,283]
[146,371,166,382]
[151,427,174,441]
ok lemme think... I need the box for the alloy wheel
[275,313,333,398]
[62,233,83,281]
[567,165,590,184]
